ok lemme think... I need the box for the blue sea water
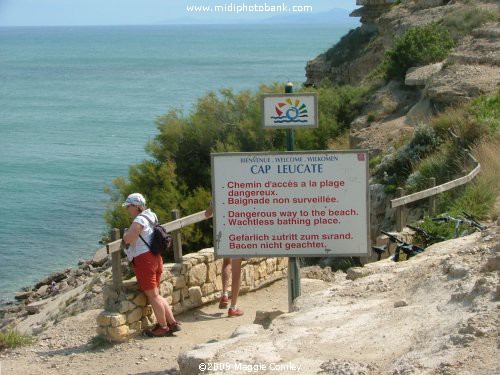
[0,24,352,302]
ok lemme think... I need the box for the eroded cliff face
[306,0,499,238]
[306,0,499,107]
[306,0,460,87]
[306,0,499,156]
[305,27,380,87]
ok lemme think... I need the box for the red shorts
[132,251,163,291]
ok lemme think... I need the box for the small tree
[386,23,454,81]
[104,84,368,251]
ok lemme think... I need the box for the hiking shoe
[228,307,244,317]
[146,325,171,337]
[219,295,229,309]
[168,321,182,332]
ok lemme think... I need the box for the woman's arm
[122,222,144,246]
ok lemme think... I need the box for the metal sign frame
[211,150,370,258]
[261,93,318,129]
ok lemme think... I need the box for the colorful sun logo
[272,98,309,123]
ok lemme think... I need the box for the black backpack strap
[138,213,157,226]
[138,234,151,250]
[137,213,157,250]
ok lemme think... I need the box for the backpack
[138,214,172,255]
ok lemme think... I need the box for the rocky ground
[0,222,498,374]
[0,275,327,375]
[178,224,499,375]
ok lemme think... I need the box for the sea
[0,23,352,304]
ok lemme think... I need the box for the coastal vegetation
[440,7,499,41]
[385,23,454,80]
[364,7,498,84]
[104,1,499,255]
[381,5,500,83]
[373,89,500,239]
[104,83,368,253]
[0,328,33,351]
[105,84,499,255]
[375,89,499,215]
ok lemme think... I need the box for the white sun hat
[122,193,146,207]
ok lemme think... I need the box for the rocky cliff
[178,224,499,375]
[306,0,499,96]
[306,0,499,238]
[307,0,499,149]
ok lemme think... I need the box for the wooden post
[171,209,183,263]
[428,177,436,216]
[111,228,122,291]
[396,187,404,231]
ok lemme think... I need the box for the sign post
[211,84,368,312]
[284,82,301,311]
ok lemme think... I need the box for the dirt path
[1,225,498,375]
[0,278,329,374]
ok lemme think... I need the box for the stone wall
[96,248,288,342]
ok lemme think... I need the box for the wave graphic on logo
[271,98,308,123]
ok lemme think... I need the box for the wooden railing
[390,150,481,230]
[105,209,208,290]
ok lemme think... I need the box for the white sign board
[211,151,369,257]
[261,93,318,129]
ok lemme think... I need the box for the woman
[205,203,244,317]
[122,193,181,337]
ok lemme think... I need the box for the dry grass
[328,132,350,150]
[471,138,500,218]
[0,329,34,351]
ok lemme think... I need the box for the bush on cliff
[377,90,499,220]
[374,125,442,191]
[385,23,454,81]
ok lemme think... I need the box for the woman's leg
[161,295,176,324]
[143,288,167,327]
[219,257,231,308]
[221,257,232,294]
[230,258,242,307]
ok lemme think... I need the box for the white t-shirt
[124,208,158,261]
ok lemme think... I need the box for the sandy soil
[0,277,323,375]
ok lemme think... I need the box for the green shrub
[369,154,383,173]
[449,177,497,219]
[469,89,500,135]
[375,125,442,190]
[426,134,500,221]
[416,216,458,242]
[386,23,454,80]
[405,144,460,192]
[441,8,499,41]
[429,91,498,149]
[367,111,377,123]
[0,329,34,351]
[104,83,368,251]
[448,138,500,220]
[430,108,466,138]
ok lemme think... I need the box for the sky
[0,0,357,26]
